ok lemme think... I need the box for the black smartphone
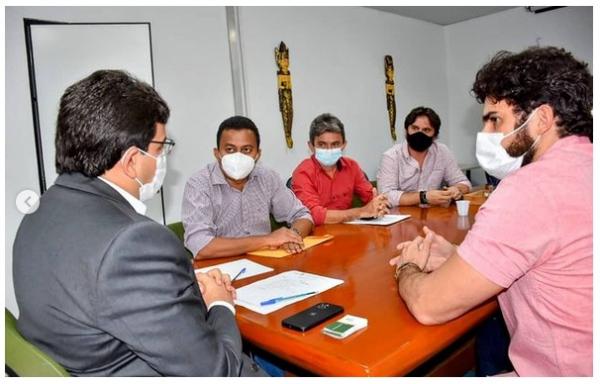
[360,216,377,221]
[282,303,344,332]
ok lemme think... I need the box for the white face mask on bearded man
[476,108,540,180]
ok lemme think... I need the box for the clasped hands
[389,226,456,276]
[360,188,390,219]
[426,186,463,207]
[265,227,305,254]
[195,268,236,306]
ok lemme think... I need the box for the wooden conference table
[194,202,497,376]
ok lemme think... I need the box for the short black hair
[216,116,261,148]
[309,113,345,144]
[404,106,441,137]
[55,70,170,177]
[472,46,592,141]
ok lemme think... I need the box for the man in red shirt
[291,113,389,225]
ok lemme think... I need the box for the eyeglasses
[150,138,176,155]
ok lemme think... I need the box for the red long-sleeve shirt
[291,156,373,225]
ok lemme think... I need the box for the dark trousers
[476,310,513,376]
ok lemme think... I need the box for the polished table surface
[194,203,497,376]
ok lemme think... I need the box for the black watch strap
[419,190,428,205]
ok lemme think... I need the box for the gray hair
[309,113,346,144]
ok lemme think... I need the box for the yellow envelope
[247,234,334,258]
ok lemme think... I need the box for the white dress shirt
[98,176,147,215]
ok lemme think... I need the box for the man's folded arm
[96,221,244,376]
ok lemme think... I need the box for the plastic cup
[456,200,470,216]
[457,216,470,230]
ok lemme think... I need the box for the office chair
[5,308,70,377]
[484,172,501,188]
[353,171,377,207]
[166,222,193,258]
[167,221,185,242]
[270,215,286,231]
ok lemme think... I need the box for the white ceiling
[366,6,518,26]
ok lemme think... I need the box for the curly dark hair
[472,46,592,141]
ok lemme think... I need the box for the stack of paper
[235,270,344,315]
[194,258,273,280]
[345,214,410,226]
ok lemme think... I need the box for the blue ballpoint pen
[260,291,317,306]
[231,267,246,282]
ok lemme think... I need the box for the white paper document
[195,258,273,281]
[235,270,344,315]
[344,214,411,226]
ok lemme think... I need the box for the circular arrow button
[16,189,40,215]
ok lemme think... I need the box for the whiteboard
[28,22,164,222]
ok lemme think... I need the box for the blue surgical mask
[315,148,342,167]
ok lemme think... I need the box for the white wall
[5,6,449,317]
[240,6,448,180]
[5,6,234,315]
[4,6,593,316]
[443,6,593,184]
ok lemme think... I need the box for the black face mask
[406,131,433,152]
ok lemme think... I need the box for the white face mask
[122,147,167,201]
[220,152,256,180]
[476,133,524,180]
[475,108,537,180]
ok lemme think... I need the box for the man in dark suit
[12,70,265,376]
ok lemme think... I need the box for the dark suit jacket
[13,173,262,376]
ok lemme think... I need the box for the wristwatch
[419,190,428,205]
